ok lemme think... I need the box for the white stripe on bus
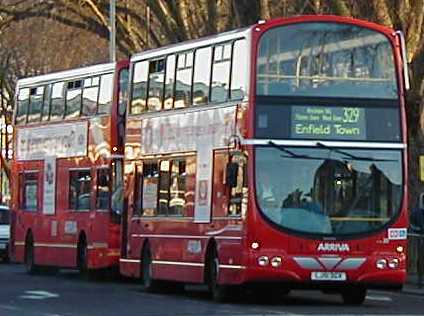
[131,234,242,241]
[152,260,204,267]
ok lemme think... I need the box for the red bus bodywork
[119,16,408,301]
[10,60,129,271]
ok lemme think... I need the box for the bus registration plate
[311,271,346,281]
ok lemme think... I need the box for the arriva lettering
[317,242,350,252]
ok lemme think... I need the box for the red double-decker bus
[119,15,409,304]
[10,60,129,274]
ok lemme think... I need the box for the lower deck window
[21,172,38,211]
[69,170,92,210]
[96,168,110,210]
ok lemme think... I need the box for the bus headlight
[258,256,269,266]
[271,256,282,268]
[376,259,387,269]
[388,258,400,269]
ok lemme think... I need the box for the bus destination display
[291,106,366,140]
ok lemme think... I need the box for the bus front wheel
[341,287,367,305]
[141,245,161,292]
[207,250,230,302]
[77,236,89,275]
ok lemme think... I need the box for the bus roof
[131,26,251,63]
[16,62,116,89]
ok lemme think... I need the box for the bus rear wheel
[341,287,367,305]
[24,238,38,274]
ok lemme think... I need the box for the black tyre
[141,245,162,292]
[24,237,38,274]
[207,250,230,302]
[341,287,367,305]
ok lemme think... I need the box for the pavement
[403,274,424,295]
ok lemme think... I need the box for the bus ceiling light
[251,241,260,250]
[396,246,404,253]
[258,256,269,267]
[388,258,400,269]
[271,256,282,268]
[376,259,387,269]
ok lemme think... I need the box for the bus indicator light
[251,242,260,250]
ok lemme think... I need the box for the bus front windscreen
[257,22,398,99]
[255,146,403,237]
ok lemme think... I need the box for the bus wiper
[268,141,318,160]
[316,142,395,162]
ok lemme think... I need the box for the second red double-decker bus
[10,60,129,274]
[119,15,409,304]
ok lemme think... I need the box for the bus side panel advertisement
[16,121,88,160]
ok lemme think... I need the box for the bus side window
[41,84,52,121]
[158,160,170,215]
[211,43,231,103]
[193,46,212,106]
[230,39,247,100]
[65,80,82,119]
[96,168,110,210]
[111,159,124,218]
[131,61,148,114]
[169,159,186,216]
[69,170,92,211]
[28,87,44,123]
[140,162,159,216]
[147,59,165,112]
[228,153,247,216]
[21,172,38,211]
[164,55,176,110]
[16,88,29,125]
[82,76,99,116]
[175,52,193,108]
[50,82,65,121]
[98,73,114,114]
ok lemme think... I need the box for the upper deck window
[211,43,232,103]
[193,47,212,105]
[27,87,44,123]
[50,82,65,121]
[147,59,165,112]
[257,23,398,99]
[175,52,193,108]
[41,84,52,121]
[164,55,176,110]
[98,73,114,114]
[131,61,149,114]
[82,76,100,116]
[16,88,29,125]
[231,39,248,100]
[65,80,82,119]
